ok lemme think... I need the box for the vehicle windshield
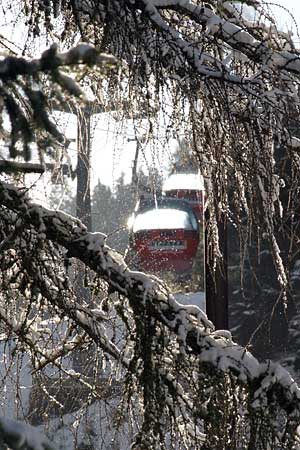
[133,208,197,232]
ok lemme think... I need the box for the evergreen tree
[49,183,76,216]
[228,134,298,363]
[92,179,116,235]
[228,229,289,360]
[170,138,199,174]
[112,173,136,253]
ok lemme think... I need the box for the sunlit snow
[132,208,197,232]
[163,173,204,191]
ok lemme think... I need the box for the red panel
[133,228,199,274]
[165,189,204,220]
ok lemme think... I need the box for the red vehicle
[162,172,205,220]
[128,197,199,277]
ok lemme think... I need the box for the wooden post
[76,107,92,231]
[73,106,93,373]
[51,100,104,232]
[205,210,229,330]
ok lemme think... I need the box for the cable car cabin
[162,172,205,221]
[128,198,199,278]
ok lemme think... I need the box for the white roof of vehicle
[163,173,204,191]
[133,208,197,232]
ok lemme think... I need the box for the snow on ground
[40,399,133,450]
[0,290,206,450]
[39,290,207,450]
[174,291,206,312]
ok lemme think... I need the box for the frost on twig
[0,43,118,162]
[2,1,300,448]
[24,0,300,292]
[0,181,300,448]
[3,1,300,292]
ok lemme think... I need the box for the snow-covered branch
[0,416,56,450]
[1,181,300,428]
[139,1,300,74]
[0,43,117,81]
[2,4,300,444]
[0,43,118,163]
